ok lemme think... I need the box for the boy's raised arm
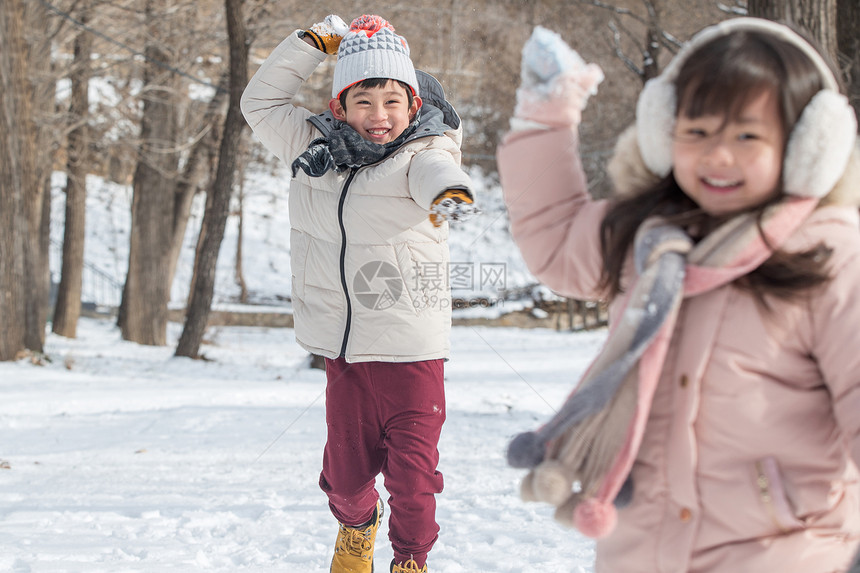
[240,17,345,164]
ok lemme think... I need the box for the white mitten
[513,26,604,129]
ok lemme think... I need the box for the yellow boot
[330,499,383,573]
[390,558,427,573]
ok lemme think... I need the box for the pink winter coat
[497,124,860,573]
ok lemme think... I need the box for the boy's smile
[330,80,422,145]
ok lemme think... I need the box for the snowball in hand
[521,26,589,88]
[513,26,605,127]
[312,14,349,38]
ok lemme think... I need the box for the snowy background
[45,159,543,312]
[1,158,606,571]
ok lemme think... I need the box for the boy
[240,14,475,573]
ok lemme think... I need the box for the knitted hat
[332,15,420,99]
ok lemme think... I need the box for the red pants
[320,357,445,568]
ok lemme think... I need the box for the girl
[497,18,860,573]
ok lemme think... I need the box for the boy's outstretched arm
[407,144,474,227]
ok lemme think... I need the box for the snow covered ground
[20,115,600,572]
[0,318,605,572]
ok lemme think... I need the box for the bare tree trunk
[166,75,230,293]
[0,0,33,360]
[175,0,247,358]
[121,0,179,346]
[0,0,52,360]
[24,1,53,353]
[747,0,839,62]
[837,0,860,118]
[642,2,662,82]
[234,156,248,304]
[39,175,52,325]
[53,10,93,338]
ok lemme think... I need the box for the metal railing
[50,239,123,311]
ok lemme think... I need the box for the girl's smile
[672,90,785,216]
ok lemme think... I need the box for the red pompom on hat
[332,14,419,98]
[348,14,395,35]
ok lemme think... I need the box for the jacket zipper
[333,131,445,358]
[337,169,358,357]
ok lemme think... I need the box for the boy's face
[329,80,422,145]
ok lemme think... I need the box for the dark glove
[429,189,477,227]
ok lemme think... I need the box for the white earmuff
[635,17,858,198]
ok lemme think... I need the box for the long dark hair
[599,27,838,303]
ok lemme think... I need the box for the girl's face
[672,90,786,217]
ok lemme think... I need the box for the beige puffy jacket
[498,124,860,573]
[241,32,472,362]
